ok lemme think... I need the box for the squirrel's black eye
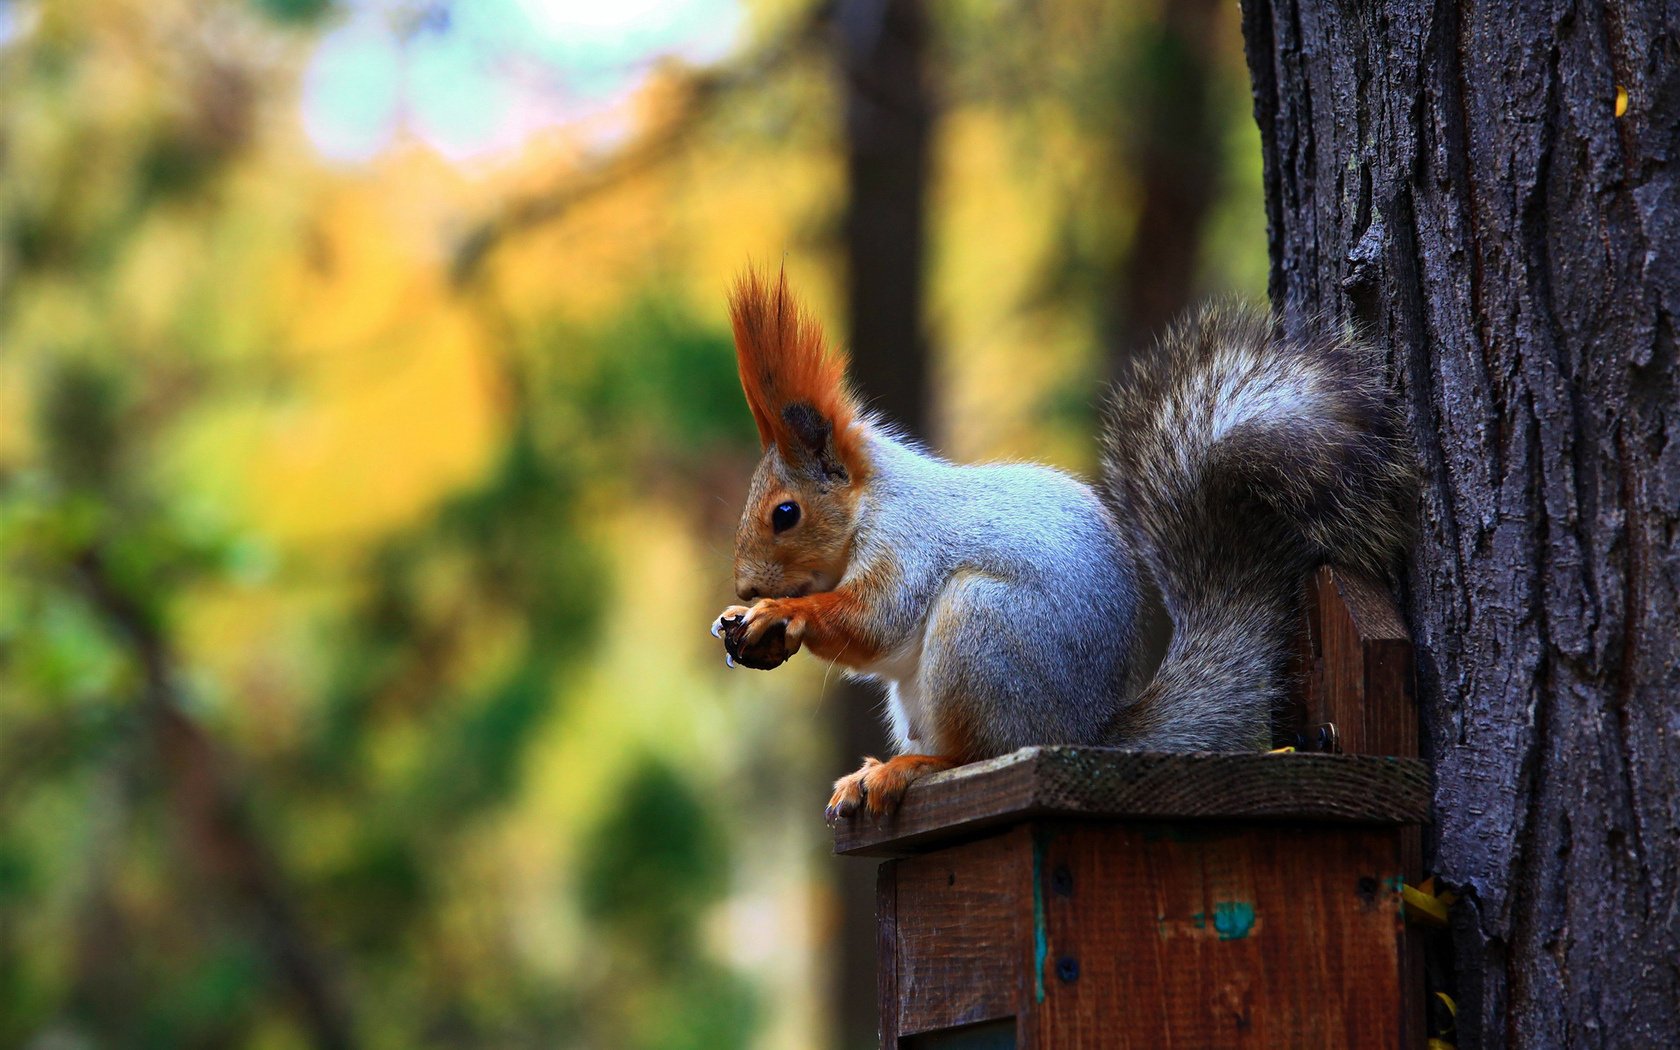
[771,501,801,533]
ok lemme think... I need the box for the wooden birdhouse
[835,567,1430,1048]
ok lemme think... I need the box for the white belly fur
[855,632,926,752]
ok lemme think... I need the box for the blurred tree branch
[1107,0,1224,376]
[450,2,835,287]
[70,547,356,1050]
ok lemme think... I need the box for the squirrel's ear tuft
[782,401,849,486]
[729,265,866,481]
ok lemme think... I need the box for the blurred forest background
[0,0,1265,1046]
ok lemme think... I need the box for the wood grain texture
[890,828,1031,1038]
[1281,566,1416,754]
[878,861,900,1048]
[1306,566,1420,758]
[835,748,1431,857]
[1029,821,1412,1049]
[1240,0,1680,1043]
[1299,566,1427,1045]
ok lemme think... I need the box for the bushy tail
[1100,302,1416,751]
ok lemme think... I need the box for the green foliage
[579,754,758,1049]
[37,357,128,492]
[531,292,760,474]
[628,959,759,1050]
[579,295,758,451]
[580,755,728,950]
[0,0,1266,1045]
[1,6,614,1043]
[250,0,334,25]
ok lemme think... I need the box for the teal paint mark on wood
[1031,829,1047,1003]
[1385,874,1406,922]
[1213,901,1257,940]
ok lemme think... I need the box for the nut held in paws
[720,613,793,670]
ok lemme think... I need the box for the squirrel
[711,267,1415,822]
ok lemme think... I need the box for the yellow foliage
[249,299,500,544]
[246,162,502,545]
[1,4,1267,1045]
[933,109,1095,466]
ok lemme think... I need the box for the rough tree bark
[834,1,933,1046]
[1240,1,1680,1046]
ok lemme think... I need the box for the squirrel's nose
[736,583,763,602]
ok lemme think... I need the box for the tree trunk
[835,1,934,1047]
[841,0,933,432]
[1108,0,1224,378]
[1239,1,1680,1045]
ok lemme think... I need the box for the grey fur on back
[845,430,1151,756]
[1098,301,1416,750]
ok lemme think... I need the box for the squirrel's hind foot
[824,754,958,824]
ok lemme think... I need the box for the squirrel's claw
[825,757,883,824]
[824,755,952,825]
[713,602,798,670]
[712,605,750,639]
[824,789,862,825]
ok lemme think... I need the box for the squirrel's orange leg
[738,589,883,667]
[825,754,958,823]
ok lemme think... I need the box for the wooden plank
[1275,571,1324,749]
[1302,566,1427,1044]
[900,1019,1018,1049]
[891,828,1031,1038]
[1029,821,1410,1048]
[878,860,899,1049]
[1310,565,1418,757]
[1307,572,1424,1044]
[835,748,1432,857]
[1399,827,1427,1050]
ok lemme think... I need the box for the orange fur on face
[729,267,867,481]
[731,454,862,600]
[759,484,850,580]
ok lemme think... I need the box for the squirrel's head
[728,268,868,602]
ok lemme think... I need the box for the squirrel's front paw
[712,600,803,670]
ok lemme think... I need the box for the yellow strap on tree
[1402,877,1457,927]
